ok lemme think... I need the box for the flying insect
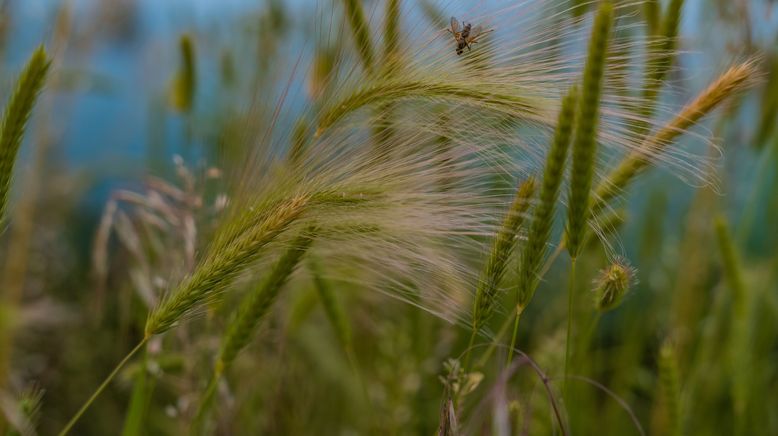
[448,17,492,55]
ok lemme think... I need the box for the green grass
[0,1,775,435]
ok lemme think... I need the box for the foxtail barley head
[566,1,614,258]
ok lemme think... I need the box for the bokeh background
[0,0,776,434]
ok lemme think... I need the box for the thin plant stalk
[0,45,52,389]
[563,2,613,405]
[58,338,149,436]
[564,258,577,400]
[508,86,578,364]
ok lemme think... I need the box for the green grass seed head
[517,86,578,310]
[565,1,614,259]
[217,226,317,368]
[145,195,309,337]
[592,258,635,312]
[658,340,683,436]
[0,45,51,227]
[472,177,535,332]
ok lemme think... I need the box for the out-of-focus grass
[0,1,775,435]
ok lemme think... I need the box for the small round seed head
[593,258,636,312]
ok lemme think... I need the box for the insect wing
[467,25,483,43]
[450,16,461,35]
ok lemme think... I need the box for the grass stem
[59,338,149,436]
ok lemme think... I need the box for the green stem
[462,329,477,373]
[564,258,577,400]
[737,135,778,243]
[59,338,149,436]
[473,242,565,369]
[474,311,515,370]
[505,307,523,365]
[192,372,220,435]
[581,312,602,356]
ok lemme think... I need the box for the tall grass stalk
[0,45,51,227]
[658,341,682,436]
[507,86,578,365]
[341,0,374,74]
[512,85,577,336]
[467,177,535,369]
[0,45,51,390]
[171,34,196,112]
[194,228,316,429]
[630,0,684,139]
[565,1,613,259]
[384,0,400,65]
[643,0,660,36]
[373,0,402,153]
[120,349,154,436]
[563,2,613,402]
[310,258,352,355]
[642,0,684,108]
[713,215,750,433]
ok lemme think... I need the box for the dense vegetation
[0,0,775,434]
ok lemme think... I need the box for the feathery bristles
[632,0,683,139]
[315,80,546,137]
[517,86,578,310]
[226,0,725,329]
[171,34,196,112]
[472,177,535,333]
[0,45,51,226]
[309,0,709,194]
[565,1,614,258]
[592,61,758,213]
[342,0,374,73]
[643,0,683,105]
[592,258,635,312]
[145,195,309,337]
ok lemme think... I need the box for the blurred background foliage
[0,0,776,434]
